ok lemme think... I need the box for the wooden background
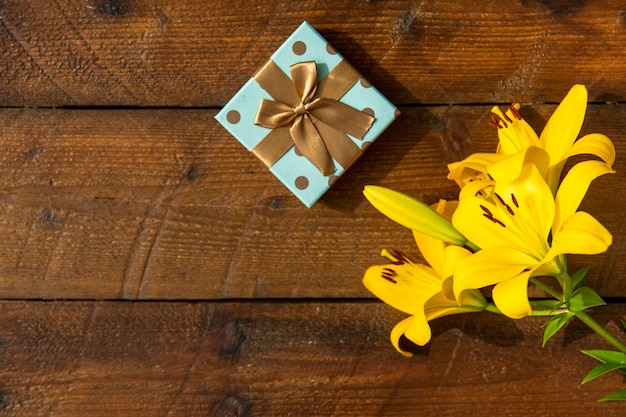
[1,0,625,415]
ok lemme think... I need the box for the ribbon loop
[256,99,298,128]
[290,61,318,103]
[253,60,375,175]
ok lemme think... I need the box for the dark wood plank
[0,300,624,416]
[0,104,624,299]
[1,0,626,106]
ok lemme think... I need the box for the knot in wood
[220,321,247,361]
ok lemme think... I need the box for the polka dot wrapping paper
[215,21,399,207]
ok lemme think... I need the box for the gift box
[215,21,399,207]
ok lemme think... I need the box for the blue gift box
[215,21,398,207]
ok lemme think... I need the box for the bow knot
[292,101,308,116]
[253,61,374,176]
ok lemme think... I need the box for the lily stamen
[390,249,410,265]
[480,204,506,227]
[495,193,515,216]
[511,193,519,208]
[508,105,522,120]
[484,214,506,228]
[489,113,508,129]
[381,268,398,284]
[480,204,493,216]
[488,115,500,128]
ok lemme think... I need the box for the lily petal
[453,247,538,300]
[412,200,466,277]
[413,229,446,277]
[547,211,613,259]
[402,312,433,347]
[487,146,550,184]
[362,262,441,315]
[562,133,616,167]
[442,245,472,282]
[492,271,533,319]
[434,199,459,221]
[447,152,505,188]
[390,315,430,355]
[424,289,487,320]
[539,84,587,164]
[554,160,615,232]
[389,285,488,355]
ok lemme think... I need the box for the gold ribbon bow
[253,60,375,176]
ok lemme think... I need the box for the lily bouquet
[363,85,626,401]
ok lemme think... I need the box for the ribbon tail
[313,120,362,169]
[290,115,336,176]
[307,98,374,139]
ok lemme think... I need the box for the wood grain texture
[1,0,626,106]
[0,300,624,416]
[0,103,624,299]
[2,3,626,414]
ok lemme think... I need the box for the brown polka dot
[360,78,372,88]
[226,110,241,124]
[292,41,307,55]
[362,108,375,117]
[295,176,309,190]
[326,43,337,55]
[293,146,303,157]
[328,175,339,186]
[394,109,401,119]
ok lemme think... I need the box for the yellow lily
[449,85,615,194]
[448,152,506,190]
[363,200,487,356]
[451,149,613,319]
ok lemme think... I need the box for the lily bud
[363,185,472,248]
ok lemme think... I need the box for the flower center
[377,249,443,291]
[479,192,519,228]
[477,189,552,262]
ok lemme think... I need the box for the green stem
[575,311,626,354]
[485,302,566,317]
[529,309,569,317]
[466,241,481,253]
[558,269,573,305]
[529,277,562,300]
[484,303,501,314]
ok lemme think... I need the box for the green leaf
[582,349,626,364]
[542,312,574,347]
[571,265,593,289]
[599,389,626,402]
[621,319,626,332]
[568,287,606,312]
[582,363,626,384]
